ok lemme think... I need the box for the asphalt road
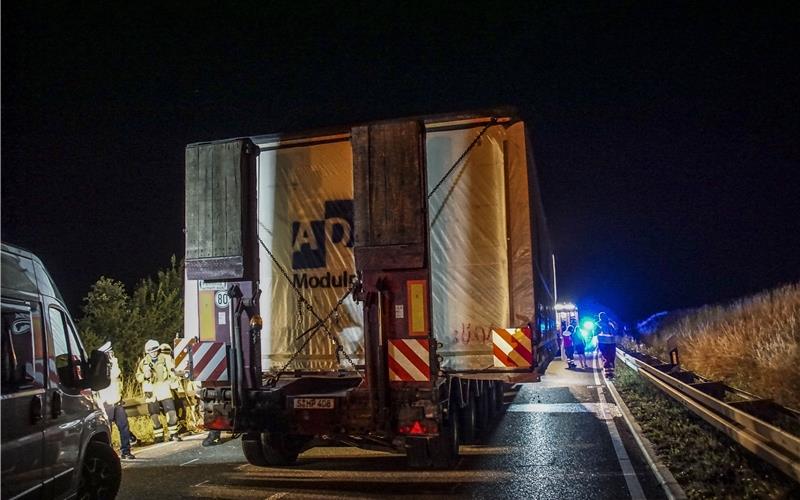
[118,353,665,499]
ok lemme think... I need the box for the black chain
[257,236,363,383]
[427,117,497,200]
[265,280,359,386]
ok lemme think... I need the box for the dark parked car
[1,242,120,499]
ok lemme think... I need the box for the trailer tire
[476,387,490,433]
[242,432,308,466]
[493,381,505,415]
[487,383,498,420]
[460,392,478,444]
[262,433,310,466]
[241,432,269,466]
[430,405,460,469]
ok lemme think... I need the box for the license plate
[293,398,335,409]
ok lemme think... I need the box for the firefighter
[135,339,182,442]
[162,342,200,434]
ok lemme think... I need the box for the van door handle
[52,390,63,418]
[31,395,43,423]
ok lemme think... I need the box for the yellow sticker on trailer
[407,280,428,336]
[199,290,216,341]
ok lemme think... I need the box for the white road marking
[232,469,517,482]
[180,458,199,466]
[509,402,621,417]
[193,479,210,487]
[592,352,646,500]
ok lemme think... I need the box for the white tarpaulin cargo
[184,115,540,374]
[256,137,363,371]
[427,121,534,370]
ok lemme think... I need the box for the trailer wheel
[262,433,311,466]
[476,387,490,433]
[430,405,460,469]
[460,392,478,444]
[493,381,505,414]
[241,432,269,466]
[487,383,498,420]
[242,432,308,466]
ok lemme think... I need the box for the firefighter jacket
[135,353,179,403]
[97,354,123,405]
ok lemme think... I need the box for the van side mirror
[85,349,111,391]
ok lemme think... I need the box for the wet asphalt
[118,353,665,499]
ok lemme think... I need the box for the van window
[49,307,86,388]
[1,253,38,294]
[33,260,64,302]
[1,304,45,392]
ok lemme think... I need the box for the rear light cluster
[398,419,438,435]
[206,416,232,430]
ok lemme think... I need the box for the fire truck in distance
[182,109,557,468]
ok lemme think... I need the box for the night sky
[3,2,799,321]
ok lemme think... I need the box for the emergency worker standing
[570,318,587,369]
[562,325,575,368]
[96,341,136,459]
[596,312,618,378]
[162,342,198,435]
[136,339,182,442]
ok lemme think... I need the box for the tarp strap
[257,234,363,384]
[426,117,498,200]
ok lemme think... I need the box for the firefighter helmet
[144,339,160,354]
[159,343,172,355]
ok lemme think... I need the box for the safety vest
[596,319,617,344]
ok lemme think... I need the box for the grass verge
[613,362,799,499]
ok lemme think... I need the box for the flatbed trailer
[182,109,557,468]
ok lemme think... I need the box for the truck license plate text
[293,398,335,409]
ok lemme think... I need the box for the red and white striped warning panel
[492,327,533,368]
[388,339,431,382]
[190,341,229,382]
[173,337,198,373]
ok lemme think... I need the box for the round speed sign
[214,291,230,309]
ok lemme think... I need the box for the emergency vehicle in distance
[181,109,558,468]
[555,302,579,329]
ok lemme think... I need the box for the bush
[78,257,184,374]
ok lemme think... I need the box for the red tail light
[409,421,424,435]
[206,416,232,430]
[398,419,438,435]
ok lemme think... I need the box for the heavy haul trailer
[183,109,558,468]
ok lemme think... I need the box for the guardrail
[616,347,800,483]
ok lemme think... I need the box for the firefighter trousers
[147,398,178,439]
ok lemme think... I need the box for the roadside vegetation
[78,256,184,374]
[635,283,800,409]
[77,257,190,449]
[614,363,798,499]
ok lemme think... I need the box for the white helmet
[144,339,160,354]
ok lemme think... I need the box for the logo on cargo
[291,199,355,289]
